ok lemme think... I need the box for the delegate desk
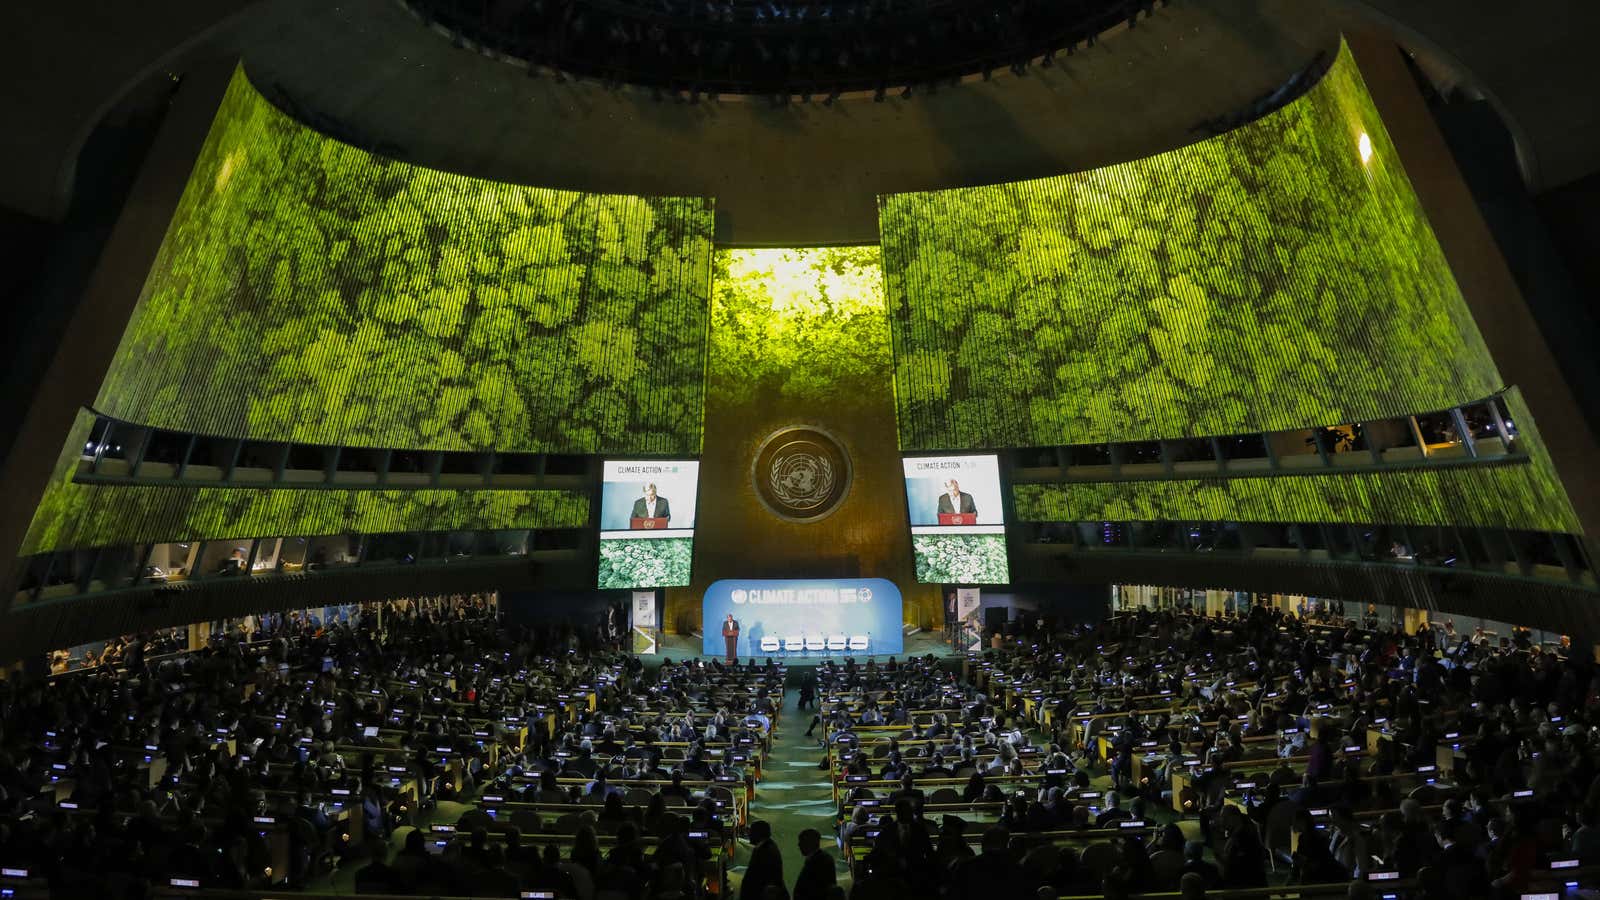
[1046,864,1600,900]
[502,776,752,829]
[422,821,731,893]
[845,821,1162,876]
[832,771,1048,805]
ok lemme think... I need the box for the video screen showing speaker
[703,578,903,658]
[598,460,700,589]
[903,454,1010,584]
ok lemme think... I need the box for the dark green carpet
[733,684,851,895]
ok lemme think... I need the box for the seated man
[1181,840,1220,887]
[1094,792,1133,827]
[294,790,332,836]
[889,775,925,811]
[659,770,694,804]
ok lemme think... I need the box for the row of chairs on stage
[754,633,872,656]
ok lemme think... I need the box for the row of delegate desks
[415,822,732,896]
[67,823,735,899]
[493,775,753,829]
[117,863,1600,900]
[844,820,1165,875]
[1047,864,1600,900]
[32,799,348,888]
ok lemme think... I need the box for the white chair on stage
[759,636,781,654]
[826,634,847,654]
[783,634,805,657]
[804,634,826,657]
[848,634,870,653]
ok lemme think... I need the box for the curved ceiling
[3,0,1596,241]
[408,0,1137,94]
[220,0,1337,244]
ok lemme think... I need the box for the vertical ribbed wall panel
[94,66,713,456]
[1011,457,1582,536]
[877,43,1502,451]
[17,478,591,557]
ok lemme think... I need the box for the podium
[937,513,977,526]
[630,517,671,530]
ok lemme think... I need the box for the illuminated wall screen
[598,460,701,588]
[96,67,713,456]
[903,454,1010,584]
[879,44,1502,451]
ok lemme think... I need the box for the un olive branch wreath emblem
[768,451,835,511]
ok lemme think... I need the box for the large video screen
[904,454,1010,584]
[96,67,712,457]
[878,44,1501,451]
[597,460,700,589]
[702,578,903,657]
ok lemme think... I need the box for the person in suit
[630,483,671,524]
[936,479,977,516]
[949,826,1027,900]
[722,614,740,663]
[740,819,784,900]
[295,790,332,835]
[793,827,836,900]
[889,775,925,812]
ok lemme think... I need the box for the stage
[643,627,961,664]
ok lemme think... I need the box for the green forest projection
[1013,463,1577,533]
[1013,390,1581,534]
[598,537,693,589]
[912,534,1010,584]
[19,414,588,559]
[879,43,1502,450]
[706,247,1009,585]
[97,67,712,456]
[708,246,890,408]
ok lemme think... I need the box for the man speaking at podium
[936,478,977,517]
[629,483,671,527]
[721,614,740,663]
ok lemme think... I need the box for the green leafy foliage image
[912,534,1010,584]
[598,537,693,589]
[1010,389,1582,536]
[879,43,1501,451]
[1013,462,1579,534]
[97,67,713,456]
[16,414,591,559]
[708,246,890,409]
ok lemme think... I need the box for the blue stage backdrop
[702,578,904,657]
